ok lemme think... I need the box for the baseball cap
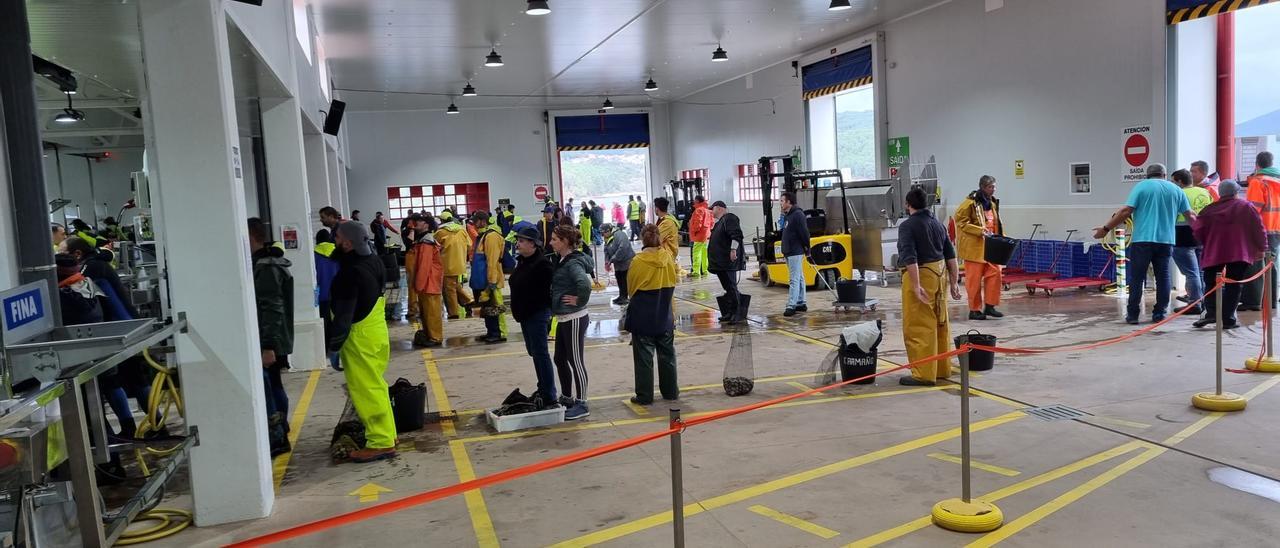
[439,210,454,221]
[514,226,540,242]
[335,221,373,256]
[711,200,727,209]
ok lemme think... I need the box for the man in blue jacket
[780,192,810,316]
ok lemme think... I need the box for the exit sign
[887,137,910,168]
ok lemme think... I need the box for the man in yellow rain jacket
[654,197,680,260]
[953,175,1005,320]
[435,210,473,318]
[897,188,961,386]
[471,211,508,343]
[329,222,397,462]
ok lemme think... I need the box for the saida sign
[887,137,910,169]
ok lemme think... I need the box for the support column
[304,132,330,232]
[139,0,273,524]
[262,98,324,370]
[1215,12,1235,179]
[325,143,342,215]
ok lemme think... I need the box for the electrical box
[1070,162,1091,195]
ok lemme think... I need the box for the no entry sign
[1121,125,1151,183]
[533,184,549,201]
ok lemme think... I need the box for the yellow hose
[113,508,192,545]
[134,348,185,473]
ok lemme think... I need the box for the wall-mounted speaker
[322,99,346,136]
[230,0,264,5]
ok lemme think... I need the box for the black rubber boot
[983,305,1004,318]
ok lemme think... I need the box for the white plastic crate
[486,406,565,433]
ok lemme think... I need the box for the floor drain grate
[1022,404,1091,422]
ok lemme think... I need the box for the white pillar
[139,0,272,524]
[326,143,342,215]
[304,132,330,232]
[262,98,325,370]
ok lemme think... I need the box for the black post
[0,1,61,322]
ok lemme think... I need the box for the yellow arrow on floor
[348,482,392,503]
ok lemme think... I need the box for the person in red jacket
[688,195,713,278]
[410,214,445,347]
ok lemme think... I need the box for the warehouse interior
[2,0,1280,546]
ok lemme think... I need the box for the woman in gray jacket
[550,225,595,420]
[602,223,635,305]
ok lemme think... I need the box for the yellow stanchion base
[1191,392,1247,412]
[931,498,1003,533]
[1245,356,1280,372]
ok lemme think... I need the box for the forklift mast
[757,155,794,263]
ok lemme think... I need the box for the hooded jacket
[952,190,1003,263]
[708,212,745,272]
[689,202,712,243]
[315,242,340,302]
[658,213,680,258]
[253,243,295,355]
[624,248,677,337]
[81,248,138,320]
[604,231,635,271]
[435,221,469,276]
[509,247,554,322]
[550,250,594,316]
[412,232,444,295]
[1194,196,1268,269]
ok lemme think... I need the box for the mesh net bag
[813,348,841,387]
[722,330,756,397]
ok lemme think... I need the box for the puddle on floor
[1208,467,1280,504]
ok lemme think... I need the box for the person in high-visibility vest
[627,195,642,241]
[329,221,398,463]
[688,195,713,278]
[1246,151,1280,309]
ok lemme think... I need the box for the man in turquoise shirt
[1094,163,1195,324]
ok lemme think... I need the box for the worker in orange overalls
[953,175,1004,321]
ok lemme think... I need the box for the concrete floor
[149,256,1280,547]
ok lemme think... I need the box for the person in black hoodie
[508,226,558,405]
[65,236,138,320]
[249,218,295,457]
[780,191,811,317]
[708,200,748,323]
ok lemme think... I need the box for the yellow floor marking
[787,381,826,396]
[926,452,1021,477]
[431,332,727,363]
[622,398,651,416]
[459,385,951,444]
[449,440,500,547]
[844,442,1146,547]
[422,350,456,436]
[547,412,1024,548]
[452,372,823,418]
[347,482,392,503]
[1086,416,1152,429]
[271,369,322,490]
[772,328,901,370]
[747,505,841,539]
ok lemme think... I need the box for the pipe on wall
[1215,12,1234,179]
[0,0,61,322]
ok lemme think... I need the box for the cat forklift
[753,155,855,287]
[666,176,705,245]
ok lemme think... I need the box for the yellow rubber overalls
[340,296,397,449]
[901,261,954,383]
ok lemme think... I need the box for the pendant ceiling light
[484,48,504,67]
[54,93,85,123]
[526,0,550,15]
[644,78,659,91]
[446,102,460,114]
[829,0,853,11]
[711,45,728,62]
[601,97,615,110]
[462,83,477,96]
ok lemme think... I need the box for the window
[734,163,780,202]
[834,86,876,181]
[386,182,490,221]
[293,0,312,63]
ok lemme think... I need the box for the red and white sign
[1122,125,1152,183]
[533,184,550,202]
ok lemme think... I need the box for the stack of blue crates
[1007,239,1115,281]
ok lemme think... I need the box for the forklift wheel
[760,266,773,287]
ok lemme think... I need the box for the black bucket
[954,330,997,371]
[839,322,882,384]
[389,377,427,432]
[983,235,1018,265]
[836,279,866,303]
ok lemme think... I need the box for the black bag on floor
[389,377,427,432]
[1241,259,1265,307]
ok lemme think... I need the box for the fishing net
[722,330,756,396]
[813,348,842,387]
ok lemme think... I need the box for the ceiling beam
[38,98,140,110]
[42,128,143,138]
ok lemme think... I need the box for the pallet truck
[1026,255,1114,296]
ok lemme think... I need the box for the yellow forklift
[753,155,855,287]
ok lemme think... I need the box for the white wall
[670,0,1169,240]
[43,148,144,226]
[669,62,807,238]
[1172,16,1217,171]
[345,108,552,220]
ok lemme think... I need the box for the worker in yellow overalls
[329,222,398,462]
[897,188,961,386]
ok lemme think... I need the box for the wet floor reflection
[1208,467,1280,505]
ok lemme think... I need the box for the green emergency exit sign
[887,137,910,168]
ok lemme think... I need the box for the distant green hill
[561,148,649,200]
[837,109,875,180]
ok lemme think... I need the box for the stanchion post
[930,345,1002,533]
[1115,227,1127,300]
[1246,258,1280,372]
[1195,273,1246,411]
[669,409,685,548]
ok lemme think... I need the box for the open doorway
[558,147,650,228]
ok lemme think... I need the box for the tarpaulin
[1167,0,1275,24]
[802,45,873,100]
